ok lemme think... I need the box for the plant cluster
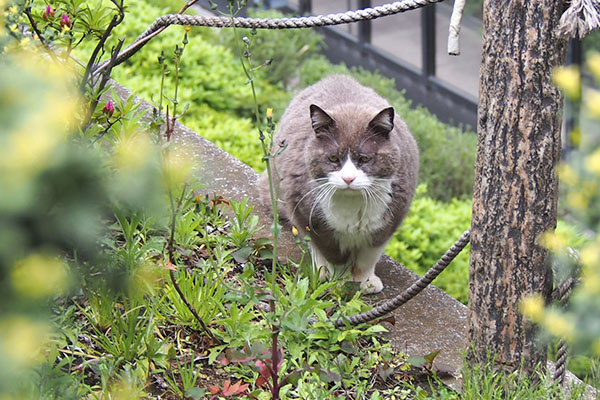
[66,0,479,306]
[1,1,432,398]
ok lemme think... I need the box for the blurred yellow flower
[586,89,600,118]
[567,191,588,210]
[266,108,273,119]
[552,66,580,99]
[539,230,567,252]
[558,163,578,186]
[585,149,600,175]
[588,53,600,79]
[542,312,574,340]
[0,317,51,367]
[0,51,79,177]
[114,133,153,171]
[130,261,162,297]
[581,243,600,267]
[11,253,68,298]
[291,226,299,236]
[582,269,600,295]
[519,294,545,323]
[162,146,194,191]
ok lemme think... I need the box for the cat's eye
[359,155,372,164]
[328,155,339,163]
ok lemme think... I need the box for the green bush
[386,185,472,303]
[184,104,265,171]
[219,8,325,89]
[98,1,288,116]
[386,188,587,304]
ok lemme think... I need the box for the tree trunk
[468,0,568,374]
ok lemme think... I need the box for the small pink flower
[60,13,72,29]
[42,5,55,20]
[102,100,115,117]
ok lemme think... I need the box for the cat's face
[307,104,400,193]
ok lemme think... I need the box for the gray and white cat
[258,75,419,293]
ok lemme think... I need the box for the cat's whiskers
[291,177,329,219]
[308,183,336,233]
[362,179,393,219]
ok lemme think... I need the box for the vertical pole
[299,0,311,15]
[421,4,436,80]
[358,0,372,46]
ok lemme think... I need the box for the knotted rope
[550,248,581,384]
[333,229,471,328]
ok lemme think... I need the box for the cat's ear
[368,107,395,137]
[310,104,336,134]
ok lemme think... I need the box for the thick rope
[93,0,444,73]
[142,0,443,34]
[551,273,579,383]
[333,229,471,328]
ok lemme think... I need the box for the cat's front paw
[360,275,383,294]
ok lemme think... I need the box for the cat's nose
[342,176,355,185]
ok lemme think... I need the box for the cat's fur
[258,75,419,293]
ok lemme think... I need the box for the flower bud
[42,5,55,20]
[102,100,115,117]
[60,13,72,30]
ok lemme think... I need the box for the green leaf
[232,246,253,263]
[185,387,206,400]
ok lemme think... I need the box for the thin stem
[93,0,199,75]
[24,7,60,64]
[80,1,124,93]
[230,14,280,289]
[166,183,221,344]
[81,38,125,131]
[270,299,281,399]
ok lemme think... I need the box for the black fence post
[358,0,372,46]
[421,4,436,81]
[299,0,312,15]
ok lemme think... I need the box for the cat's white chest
[315,158,393,251]
[322,187,392,251]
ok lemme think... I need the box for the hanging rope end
[558,0,600,39]
[447,0,466,56]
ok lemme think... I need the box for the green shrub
[386,185,472,303]
[184,104,265,171]
[219,8,325,89]
[386,188,587,304]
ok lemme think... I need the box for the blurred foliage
[521,54,600,380]
[0,50,161,396]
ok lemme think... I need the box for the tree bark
[468,0,568,374]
